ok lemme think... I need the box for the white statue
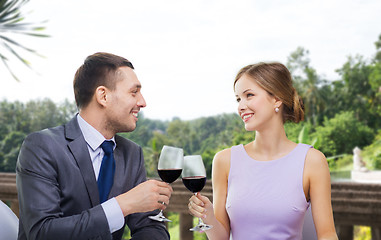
[353,146,368,172]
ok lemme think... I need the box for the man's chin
[124,123,137,133]
[114,123,137,134]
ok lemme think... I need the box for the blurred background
[1,0,380,239]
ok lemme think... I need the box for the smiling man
[16,52,172,240]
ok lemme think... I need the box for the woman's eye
[247,93,254,97]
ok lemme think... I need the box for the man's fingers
[153,179,173,189]
[157,195,170,206]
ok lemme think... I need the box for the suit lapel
[65,116,100,206]
[109,144,126,198]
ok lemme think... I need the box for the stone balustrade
[0,172,18,217]
[331,181,381,239]
[1,173,381,239]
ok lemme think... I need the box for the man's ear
[95,86,108,107]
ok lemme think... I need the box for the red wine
[158,169,182,183]
[182,176,206,193]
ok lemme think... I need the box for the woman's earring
[275,107,279,113]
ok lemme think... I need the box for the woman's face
[234,74,279,131]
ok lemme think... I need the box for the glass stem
[194,192,205,225]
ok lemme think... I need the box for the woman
[188,62,338,239]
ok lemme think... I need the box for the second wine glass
[149,145,183,222]
[182,155,212,232]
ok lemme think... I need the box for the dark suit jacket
[16,116,169,240]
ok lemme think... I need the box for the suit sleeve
[16,132,112,240]
[126,147,170,240]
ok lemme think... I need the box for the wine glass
[149,145,183,222]
[182,155,212,232]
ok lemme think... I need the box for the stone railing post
[372,227,381,240]
[179,213,193,240]
[335,225,353,240]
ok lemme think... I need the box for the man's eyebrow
[131,84,142,90]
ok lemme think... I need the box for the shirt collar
[77,114,116,151]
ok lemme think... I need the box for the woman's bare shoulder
[306,147,327,166]
[305,147,330,177]
[214,148,231,161]
[213,148,232,176]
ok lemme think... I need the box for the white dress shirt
[77,114,124,233]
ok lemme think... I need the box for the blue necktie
[97,140,115,203]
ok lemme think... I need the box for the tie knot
[101,141,114,155]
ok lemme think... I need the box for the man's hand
[115,179,173,216]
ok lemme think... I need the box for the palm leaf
[298,126,309,144]
[0,52,20,81]
[0,35,38,53]
[0,0,48,81]
[2,41,31,68]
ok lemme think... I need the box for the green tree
[362,130,381,170]
[0,131,26,172]
[122,112,168,147]
[25,99,75,131]
[0,100,30,134]
[167,119,192,154]
[336,55,378,127]
[368,34,381,124]
[287,47,327,125]
[144,131,172,177]
[374,33,381,62]
[312,111,374,157]
[0,0,48,81]
[0,99,76,172]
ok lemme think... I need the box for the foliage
[0,0,49,81]
[0,99,76,172]
[362,130,381,170]
[335,55,378,127]
[285,122,321,150]
[354,226,372,240]
[328,154,353,171]
[368,61,381,121]
[312,111,374,157]
[0,131,25,171]
[286,47,328,125]
[167,212,180,239]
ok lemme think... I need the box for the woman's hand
[188,193,214,223]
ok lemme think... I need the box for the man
[16,52,172,240]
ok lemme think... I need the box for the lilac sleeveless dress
[226,143,312,239]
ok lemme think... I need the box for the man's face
[105,66,146,133]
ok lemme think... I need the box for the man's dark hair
[73,52,134,109]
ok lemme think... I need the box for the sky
[1,0,381,121]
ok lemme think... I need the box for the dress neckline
[240,143,301,163]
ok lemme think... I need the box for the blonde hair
[234,62,304,123]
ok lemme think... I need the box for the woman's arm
[305,148,338,240]
[188,149,231,240]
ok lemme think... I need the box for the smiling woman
[187,62,338,240]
